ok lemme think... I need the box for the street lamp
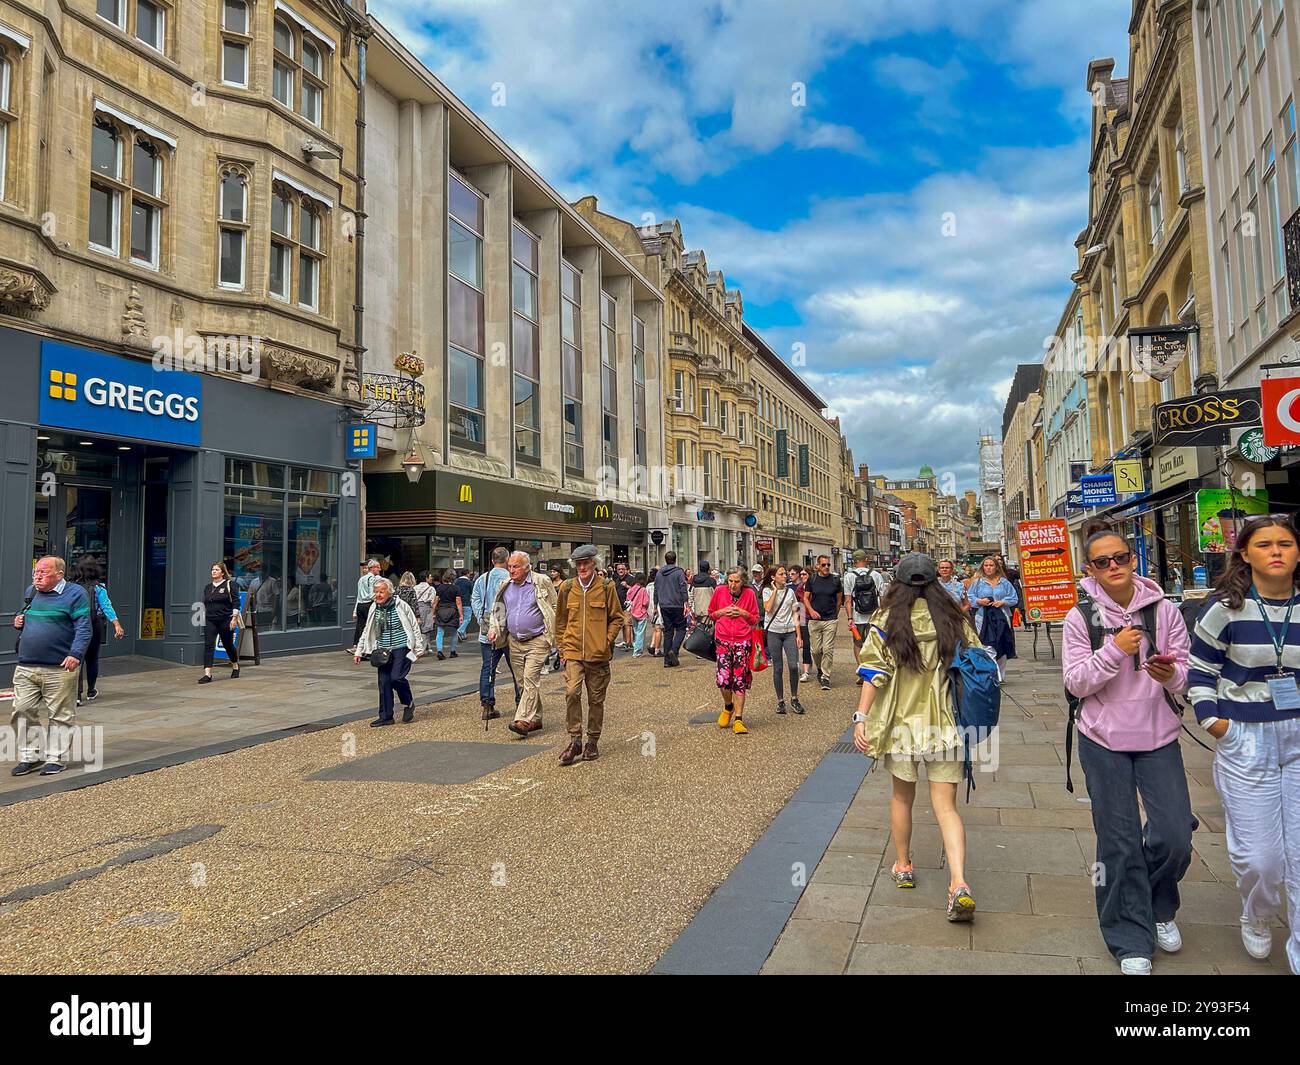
[401,442,425,484]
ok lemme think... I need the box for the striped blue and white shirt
[1188,594,1300,723]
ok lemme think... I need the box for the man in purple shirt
[487,551,558,737]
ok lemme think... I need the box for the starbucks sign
[1238,427,1280,464]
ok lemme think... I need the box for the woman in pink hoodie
[1062,525,1195,975]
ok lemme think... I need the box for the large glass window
[449,171,485,449]
[221,0,250,87]
[218,166,248,288]
[600,291,618,483]
[272,16,328,126]
[633,315,646,472]
[562,259,583,473]
[268,182,327,310]
[512,222,540,464]
[223,459,342,631]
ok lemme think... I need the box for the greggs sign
[39,341,202,446]
[1152,389,1261,447]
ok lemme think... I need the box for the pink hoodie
[1061,574,1190,752]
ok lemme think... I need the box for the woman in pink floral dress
[709,566,759,735]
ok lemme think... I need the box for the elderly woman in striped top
[1188,515,1300,974]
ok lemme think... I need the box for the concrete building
[1043,288,1095,559]
[1001,362,1044,564]
[360,22,664,577]
[0,0,369,679]
[872,468,939,541]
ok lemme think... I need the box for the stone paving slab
[754,629,1288,976]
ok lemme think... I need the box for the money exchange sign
[1016,518,1077,623]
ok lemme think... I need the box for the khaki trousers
[508,634,550,724]
[12,664,80,763]
[564,660,611,740]
[807,619,838,678]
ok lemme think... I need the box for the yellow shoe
[732,717,749,735]
[717,708,733,729]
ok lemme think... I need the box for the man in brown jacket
[554,544,624,766]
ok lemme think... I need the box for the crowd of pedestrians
[10,520,1298,978]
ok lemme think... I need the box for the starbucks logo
[1239,428,1279,464]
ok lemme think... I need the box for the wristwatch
[852,712,867,724]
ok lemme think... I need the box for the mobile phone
[1146,652,1175,665]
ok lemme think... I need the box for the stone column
[464,161,513,475]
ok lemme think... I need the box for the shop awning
[1096,479,1207,520]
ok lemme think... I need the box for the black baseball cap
[894,553,937,586]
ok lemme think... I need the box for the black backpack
[1063,590,1207,792]
[851,570,879,615]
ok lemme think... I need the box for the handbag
[683,618,716,661]
[368,608,394,667]
[750,586,785,673]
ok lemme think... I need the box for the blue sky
[370,0,1134,490]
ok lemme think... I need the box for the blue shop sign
[1066,489,1084,510]
[39,341,202,447]
[347,422,377,458]
[1080,474,1117,507]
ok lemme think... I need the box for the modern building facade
[0,0,368,680]
[360,23,665,579]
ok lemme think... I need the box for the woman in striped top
[1187,515,1300,973]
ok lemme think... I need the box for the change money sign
[1016,519,1078,623]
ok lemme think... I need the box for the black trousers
[203,616,239,668]
[79,618,105,698]
[660,607,688,659]
[352,600,373,646]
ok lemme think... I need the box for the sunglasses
[1088,551,1133,569]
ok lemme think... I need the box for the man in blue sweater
[11,556,91,776]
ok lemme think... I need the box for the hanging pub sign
[1152,388,1261,447]
[1128,324,1196,383]
[362,373,426,428]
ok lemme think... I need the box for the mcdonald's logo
[458,483,473,504]
[593,503,611,521]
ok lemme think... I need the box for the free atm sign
[39,341,202,446]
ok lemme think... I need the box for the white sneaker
[1155,920,1182,953]
[1241,919,1272,959]
[1119,956,1152,975]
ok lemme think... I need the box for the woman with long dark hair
[71,560,125,704]
[433,568,463,659]
[1063,522,1195,975]
[762,564,805,715]
[969,554,1018,674]
[851,553,982,922]
[1188,514,1300,973]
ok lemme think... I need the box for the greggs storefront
[0,329,359,683]
[364,471,648,577]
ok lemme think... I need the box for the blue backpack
[948,642,1002,801]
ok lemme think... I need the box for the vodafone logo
[1261,376,1300,447]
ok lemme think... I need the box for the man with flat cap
[553,544,625,766]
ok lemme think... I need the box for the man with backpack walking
[653,551,690,667]
[843,550,884,685]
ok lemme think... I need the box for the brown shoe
[559,739,583,766]
[481,707,501,721]
[507,719,530,737]
[524,719,543,733]
[582,739,599,761]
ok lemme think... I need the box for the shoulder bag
[369,607,393,667]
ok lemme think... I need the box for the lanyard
[1249,586,1297,672]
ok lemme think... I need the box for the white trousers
[1211,717,1300,974]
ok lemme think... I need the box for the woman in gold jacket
[852,553,983,922]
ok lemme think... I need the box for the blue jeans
[1076,733,1196,962]
[478,641,515,706]
[376,648,413,722]
[631,616,649,654]
[436,625,459,655]
[659,607,687,659]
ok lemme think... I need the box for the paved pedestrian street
[759,635,1292,977]
[0,632,1288,975]
[0,637,853,974]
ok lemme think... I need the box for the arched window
[88,116,167,266]
[218,165,249,288]
[273,14,329,127]
[269,181,326,311]
[0,53,13,201]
